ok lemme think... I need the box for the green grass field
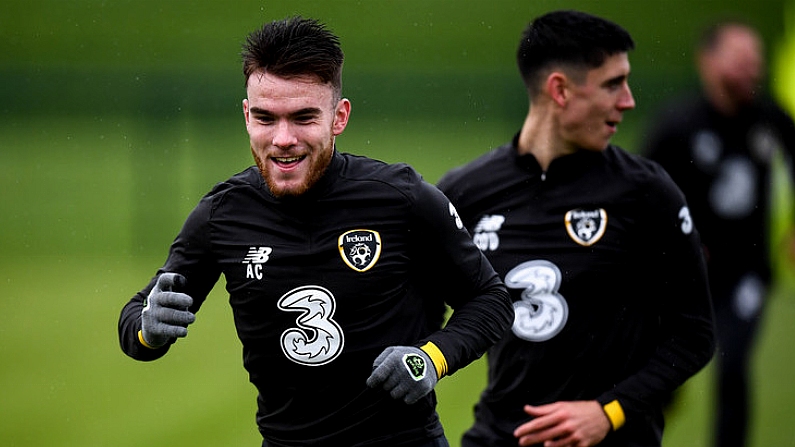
[1,114,795,447]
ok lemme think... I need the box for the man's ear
[545,72,569,107]
[332,98,351,136]
[242,98,250,126]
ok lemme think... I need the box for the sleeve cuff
[420,341,448,379]
[602,399,626,431]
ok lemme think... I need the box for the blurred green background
[2,1,795,446]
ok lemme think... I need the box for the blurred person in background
[644,20,795,447]
[438,10,715,447]
[117,16,513,447]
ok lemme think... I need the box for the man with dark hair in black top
[644,21,795,447]
[117,16,513,447]
[438,10,715,447]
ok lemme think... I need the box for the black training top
[119,150,513,447]
[644,94,795,297]
[438,139,715,447]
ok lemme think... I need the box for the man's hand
[514,401,611,447]
[141,273,195,349]
[366,346,438,404]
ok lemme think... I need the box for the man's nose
[272,121,298,147]
[618,83,636,111]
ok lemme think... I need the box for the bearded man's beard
[252,146,333,198]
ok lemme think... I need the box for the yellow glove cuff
[138,329,158,350]
[603,399,625,431]
[419,342,448,379]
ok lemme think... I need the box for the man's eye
[607,79,627,91]
[295,115,315,123]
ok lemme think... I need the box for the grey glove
[366,346,438,404]
[141,273,195,348]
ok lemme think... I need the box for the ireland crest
[564,208,607,246]
[338,229,382,272]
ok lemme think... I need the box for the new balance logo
[473,215,505,251]
[243,246,272,280]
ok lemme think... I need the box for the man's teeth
[275,156,302,163]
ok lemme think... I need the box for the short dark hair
[697,20,756,54]
[517,10,635,97]
[241,16,344,98]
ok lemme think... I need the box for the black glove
[140,273,195,348]
[366,346,438,404]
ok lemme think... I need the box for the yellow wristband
[138,329,158,350]
[603,400,625,431]
[419,342,448,379]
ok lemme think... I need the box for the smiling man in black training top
[118,16,512,447]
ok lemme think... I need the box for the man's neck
[704,84,743,117]
[517,108,575,171]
